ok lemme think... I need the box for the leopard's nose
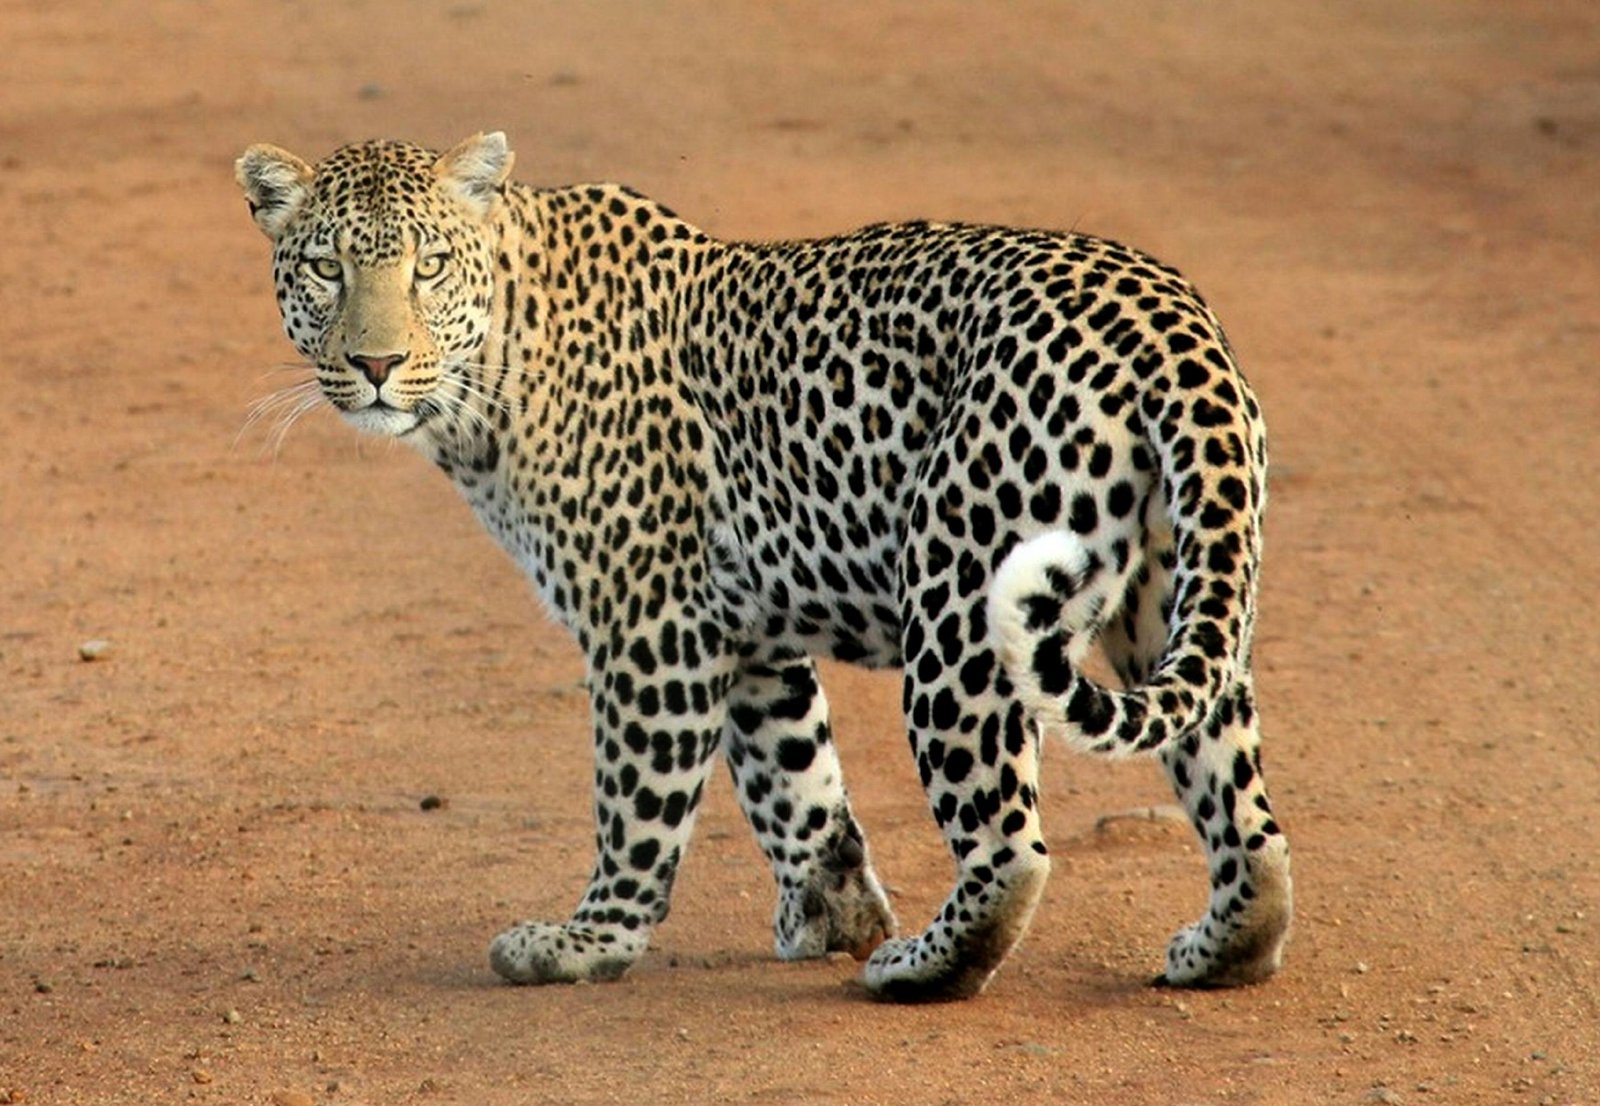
[348,352,408,386]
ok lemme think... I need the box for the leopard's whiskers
[440,361,516,434]
[239,358,528,455]
[265,388,327,457]
[237,374,324,456]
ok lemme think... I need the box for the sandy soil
[4,2,1598,1103]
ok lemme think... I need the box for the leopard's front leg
[724,653,896,962]
[490,619,735,985]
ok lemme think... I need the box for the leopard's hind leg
[1099,538,1292,987]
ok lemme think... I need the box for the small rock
[222,1008,242,1025]
[78,639,112,661]
[191,1068,214,1085]
[32,980,52,994]
[269,1091,315,1106]
[1367,1088,1402,1105]
[419,794,446,812]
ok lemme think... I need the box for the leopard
[235,132,1292,1002]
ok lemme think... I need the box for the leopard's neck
[420,182,728,632]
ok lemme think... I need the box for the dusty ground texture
[4,2,1598,1103]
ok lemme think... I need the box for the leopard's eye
[414,252,449,281]
[304,256,343,283]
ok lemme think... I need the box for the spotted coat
[237,133,1292,1000]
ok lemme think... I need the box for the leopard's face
[238,135,513,438]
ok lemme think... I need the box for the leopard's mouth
[340,397,424,437]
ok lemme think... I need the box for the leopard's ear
[434,132,515,215]
[236,144,314,239]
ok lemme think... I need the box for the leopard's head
[236,134,513,438]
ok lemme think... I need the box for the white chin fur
[342,405,421,437]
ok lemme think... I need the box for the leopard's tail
[988,386,1265,759]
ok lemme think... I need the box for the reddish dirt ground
[4,3,1598,1103]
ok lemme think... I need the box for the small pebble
[78,639,112,662]
[191,1068,214,1085]
[33,980,53,994]
[270,1091,315,1106]
[222,1008,242,1025]
[419,794,446,812]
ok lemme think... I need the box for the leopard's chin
[341,402,423,438]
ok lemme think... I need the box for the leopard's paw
[1155,858,1292,988]
[861,858,1048,1003]
[862,934,994,1003]
[775,862,896,962]
[488,921,642,985]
